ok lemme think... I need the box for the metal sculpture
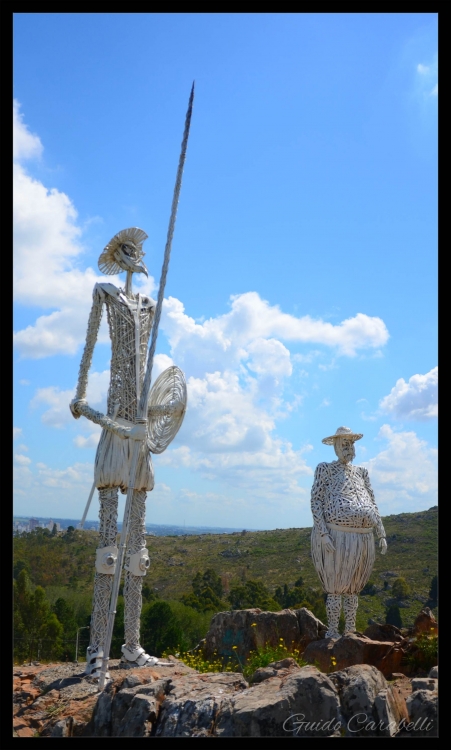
[70,85,194,682]
[310,426,387,638]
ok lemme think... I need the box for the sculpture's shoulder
[139,294,156,310]
[313,461,332,478]
[95,282,120,300]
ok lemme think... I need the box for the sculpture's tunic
[310,461,385,595]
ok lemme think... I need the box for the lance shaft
[98,83,194,690]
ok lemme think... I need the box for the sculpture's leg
[86,487,118,676]
[325,594,341,638]
[121,489,158,666]
[343,594,359,635]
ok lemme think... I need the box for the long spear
[98,83,195,690]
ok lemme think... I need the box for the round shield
[147,366,187,454]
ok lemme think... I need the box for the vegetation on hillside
[13,508,437,663]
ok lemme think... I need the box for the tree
[181,569,224,612]
[385,604,402,628]
[228,580,279,611]
[51,523,58,537]
[428,575,438,606]
[391,577,410,601]
[274,578,307,608]
[140,601,183,657]
[14,570,63,662]
[361,580,377,596]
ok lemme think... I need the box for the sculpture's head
[322,426,363,464]
[98,227,149,278]
[333,437,356,464]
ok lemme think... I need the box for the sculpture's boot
[343,594,359,635]
[325,594,341,638]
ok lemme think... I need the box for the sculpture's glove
[379,538,387,555]
[322,533,336,553]
[69,398,85,420]
[129,423,148,441]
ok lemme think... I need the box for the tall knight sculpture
[310,426,387,638]
[70,228,186,677]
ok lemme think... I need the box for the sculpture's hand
[322,534,336,553]
[69,398,85,420]
[148,400,185,418]
[129,423,148,441]
[379,538,387,555]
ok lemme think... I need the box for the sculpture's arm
[70,284,104,419]
[73,401,145,440]
[311,463,331,536]
[362,468,387,553]
[362,468,385,537]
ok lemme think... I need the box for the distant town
[13,517,251,537]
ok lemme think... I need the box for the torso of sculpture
[310,426,387,638]
[70,228,185,677]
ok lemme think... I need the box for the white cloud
[379,367,437,420]
[363,424,437,515]
[13,101,156,359]
[15,454,31,466]
[13,100,43,161]
[162,294,389,374]
[13,427,23,441]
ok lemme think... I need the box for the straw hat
[322,426,363,445]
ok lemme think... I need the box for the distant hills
[13,507,437,630]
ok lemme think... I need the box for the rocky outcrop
[413,607,438,636]
[302,633,405,678]
[364,623,404,642]
[203,607,326,662]
[13,658,437,738]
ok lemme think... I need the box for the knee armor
[95,545,118,574]
[124,547,150,576]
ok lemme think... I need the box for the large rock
[329,664,386,736]
[413,607,438,636]
[403,689,438,737]
[303,634,404,678]
[364,623,404,642]
[155,672,248,737]
[215,665,341,737]
[203,607,326,662]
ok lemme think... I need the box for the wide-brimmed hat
[98,227,148,276]
[322,426,363,445]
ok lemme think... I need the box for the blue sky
[13,13,437,529]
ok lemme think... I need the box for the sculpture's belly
[324,495,379,528]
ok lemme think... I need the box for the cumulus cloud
[363,424,437,514]
[13,100,156,359]
[13,427,23,441]
[162,294,389,374]
[13,100,43,161]
[379,367,437,420]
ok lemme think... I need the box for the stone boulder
[364,623,404,643]
[302,634,404,678]
[155,672,249,737]
[401,689,438,737]
[413,607,438,636]
[215,666,342,737]
[203,607,326,662]
[329,664,407,737]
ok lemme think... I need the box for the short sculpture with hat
[310,424,387,638]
